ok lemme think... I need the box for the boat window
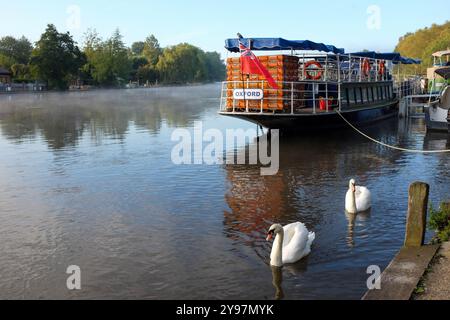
[368,87,374,102]
[362,87,368,103]
[355,87,362,104]
[345,88,350,106]
[348,88,355,104]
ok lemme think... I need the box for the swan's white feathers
[271,222,315,265]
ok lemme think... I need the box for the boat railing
[289,54,394,83]
[220,80,341,115]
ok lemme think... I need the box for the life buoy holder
[378,60,386,76]
[362,59,371,77]
[304,61,323,80]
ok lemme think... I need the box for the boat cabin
[220,38,421,116]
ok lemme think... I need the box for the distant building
[0,67,12,84]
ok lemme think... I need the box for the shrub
[428,202,450,243]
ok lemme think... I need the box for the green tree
[11,63,31,80]
[143,35,162,66]
[83,29,132,86]
[203,51,225,81]
[157,43,208,84]
[30,24,85,90]
[0,36,33,65]
[131,41,145,56]
[0,54,16,70]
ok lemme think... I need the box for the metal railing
[220,80,340,115]
[296,53,392,83]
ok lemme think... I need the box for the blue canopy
[350,51,401,61]
[351,51,421,64]
[393,57,422,65]
[225,38,345,54]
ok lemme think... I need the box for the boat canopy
[351,51,421,64]
[393,57,422,65]
[435,67,450,80]
[349,52,398,60]
[225,38,345,54]
[432,50,450,58]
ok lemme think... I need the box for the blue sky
[1,0,449,57]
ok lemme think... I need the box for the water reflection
[345,210,372,248]
[271,266,284,300]
[0,86,217,150]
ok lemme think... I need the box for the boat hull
[220,100,399,132]
[425,106,450,133]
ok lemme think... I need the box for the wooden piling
[404,182,430,247]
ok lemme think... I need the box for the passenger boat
[425,66,450,133]
[219,37,421,132]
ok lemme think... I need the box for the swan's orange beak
[266,231,274,242]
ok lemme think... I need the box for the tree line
[395,20,450,74]
[0,24,225,90]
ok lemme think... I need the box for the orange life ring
[362,59,371,76]
[304,61,323,80]
[378,60,386,75]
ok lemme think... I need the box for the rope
[335,110,450,154]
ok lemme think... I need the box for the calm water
[0,84,449,300]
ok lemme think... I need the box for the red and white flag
[239,41,279,89]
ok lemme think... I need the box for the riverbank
[414,242,450,300]
[0,81,221,95]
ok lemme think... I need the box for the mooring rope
[335,110,450,154]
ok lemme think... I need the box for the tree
[395,21,450,74]
[203,51,225,82]
[143,35,162,66]
[0,54,15,70]
[156,43,224,84]
[30,24,85,89]
[131,41,145,56]
[83,29,132,86]
[0,36,33,65]
[11,63,31,80]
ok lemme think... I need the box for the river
[0,84,449,299]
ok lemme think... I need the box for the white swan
[345,179,372,214]
[266,223,315,267]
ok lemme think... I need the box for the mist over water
[0,84,449,299]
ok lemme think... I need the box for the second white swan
[345,179,372,214]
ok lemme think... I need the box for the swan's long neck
[348,189,357,214]
[270,230,284,267]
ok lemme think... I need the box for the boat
[425,66,450,133]
[219,37,421,132]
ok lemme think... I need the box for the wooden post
[405,182,430,247]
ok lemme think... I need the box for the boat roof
[350,51,421,64]
[435,67,450,80]
[432,50,450,58]
[225,38,345,54]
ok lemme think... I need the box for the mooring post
[404,182,430,247]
